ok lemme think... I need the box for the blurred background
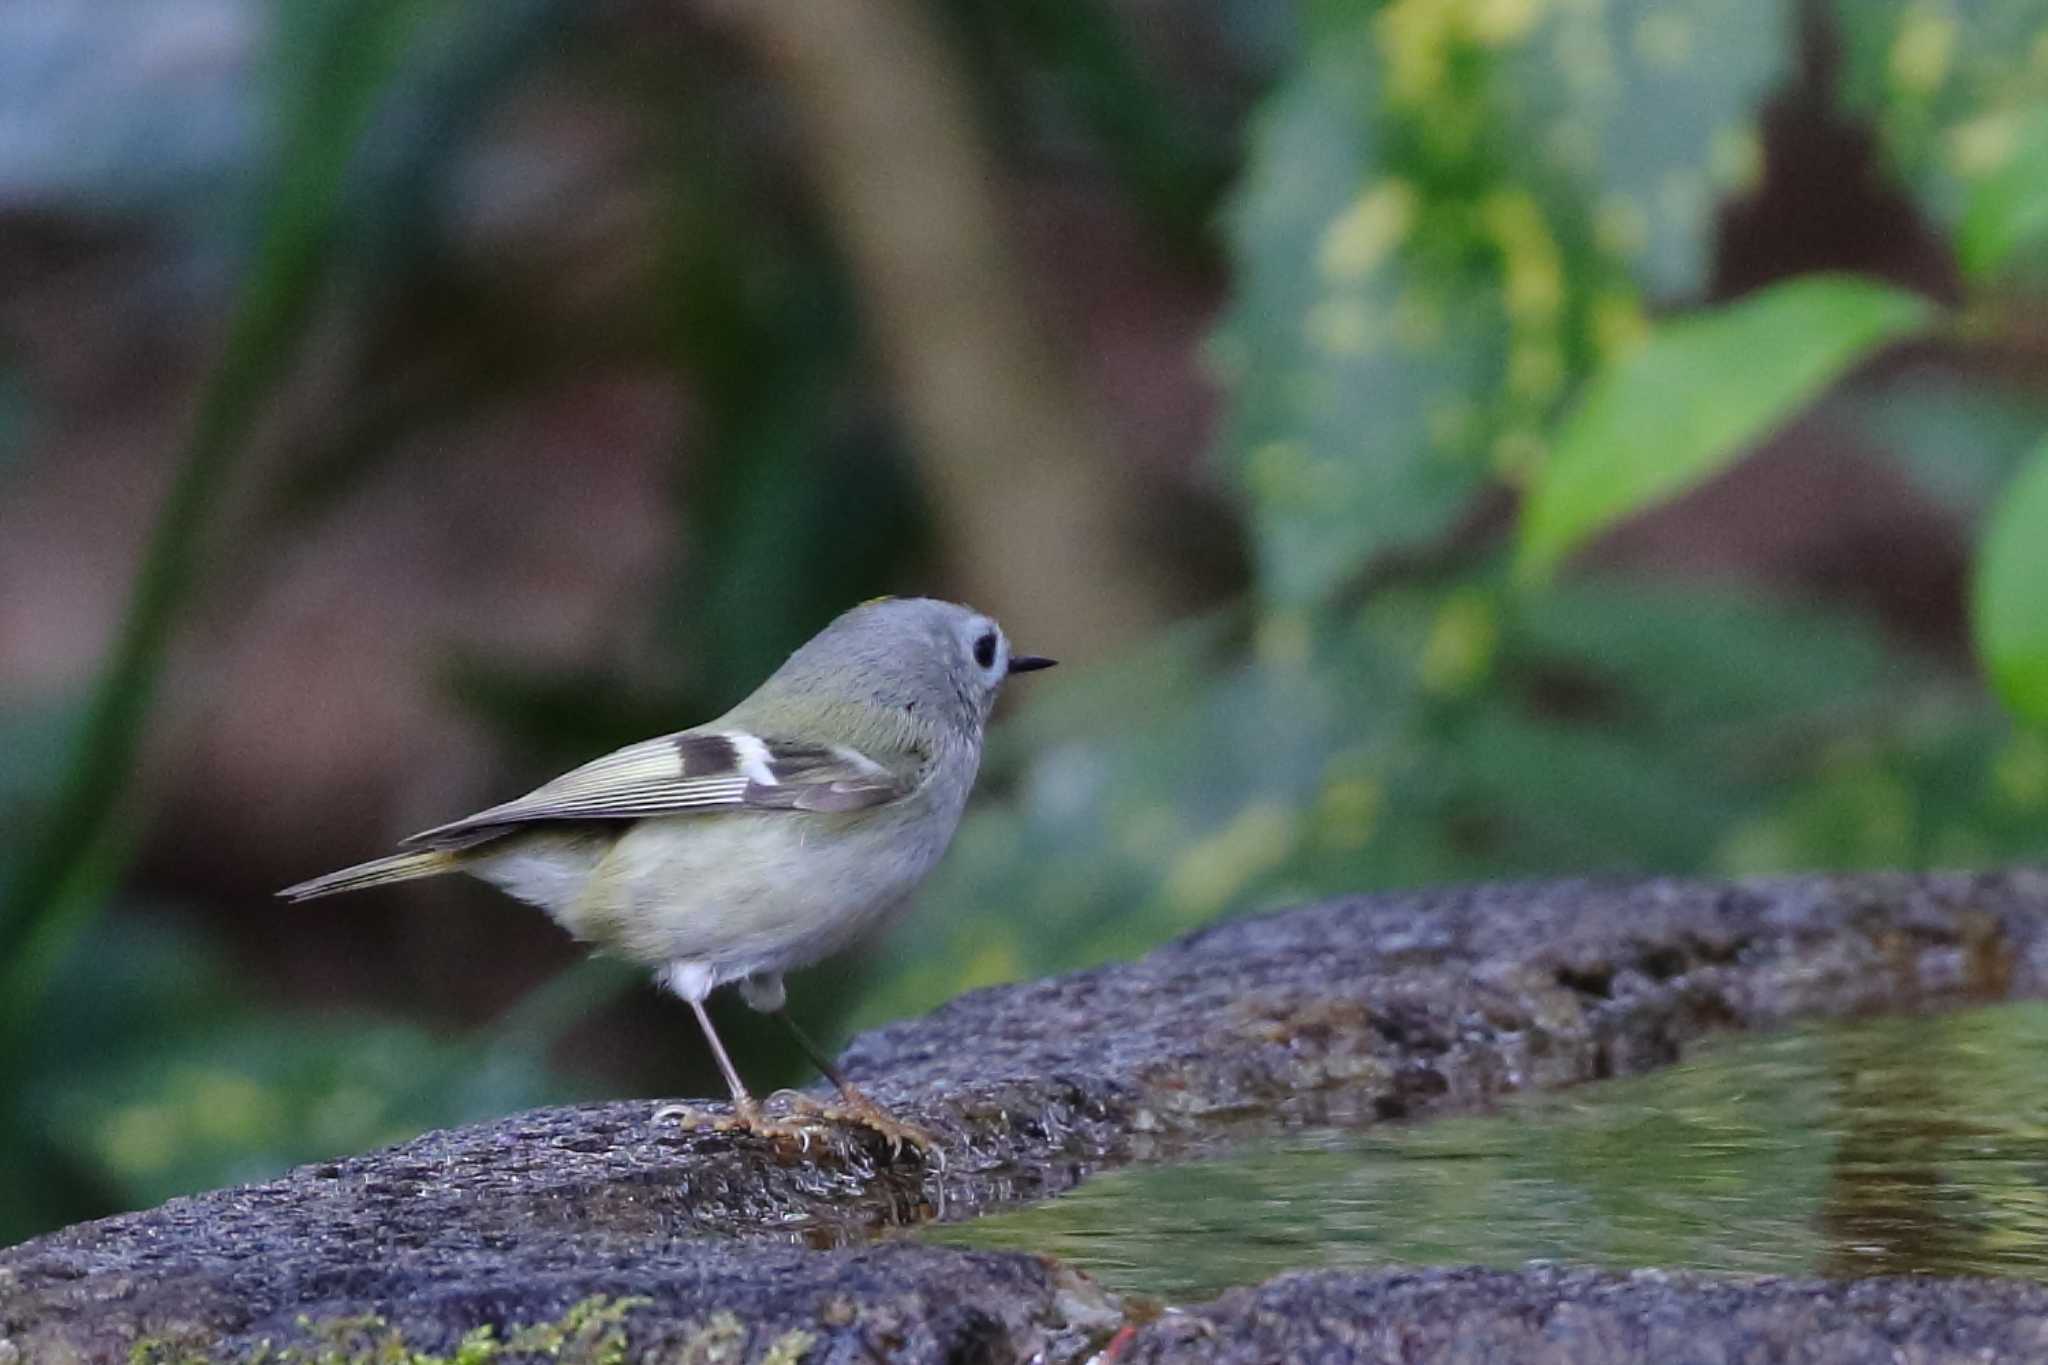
[3,0,2046,1244]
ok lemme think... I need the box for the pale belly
[469,799,959,987]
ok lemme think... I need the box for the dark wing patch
[676,733,739,777]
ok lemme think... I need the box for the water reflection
[927,1002,2048,1300]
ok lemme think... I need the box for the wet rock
[4,1239,1115,1365]
[7,868,2048,1361]
[1114,1264,2048,1364]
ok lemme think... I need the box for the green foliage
[1485,0,1786,300]
[1974,440,2048,727]
[1,912,574,1245]
[1218,14,1504,604]
[860,0,2048,1025]
[1218,0,1789,606]
[1831,0,2048,230]
[1958,103,2048,280]
[1517,277,1934,582]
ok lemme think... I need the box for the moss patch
[126,1295,816,1365]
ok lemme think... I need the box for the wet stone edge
[5,867,2048,1362]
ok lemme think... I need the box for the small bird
[280,597,1054,1151]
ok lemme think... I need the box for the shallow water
[926,1001,2048,1301]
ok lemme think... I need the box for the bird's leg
[654,997,832,1147]
[772,1008,941,1159]
[689,996,759,1120]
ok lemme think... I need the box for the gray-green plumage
[280,599,1054,1128]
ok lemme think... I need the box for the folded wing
[401,731,907,847]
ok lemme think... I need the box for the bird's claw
[780,1089,946,1167]
[653,1099,831,1150]
[655,1091,942,1166]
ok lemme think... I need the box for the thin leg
[773,1008,940,1160]
[690,998,754,1108]
[657,995,832,1147]
[774,1008,855,1095]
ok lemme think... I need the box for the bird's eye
[973,631,998,670]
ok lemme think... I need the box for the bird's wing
[400,731,908,847]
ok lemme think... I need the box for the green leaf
[1516,276,1935,582]
[1974,438,2048,726]
[1215,16,1512,606]
[1492,0,1787,301]
[1958,103,2048,281]
[1219,0,1794,606]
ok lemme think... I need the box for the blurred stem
[0,1,420,1036]
[722,0,1180,664]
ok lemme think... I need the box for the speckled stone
[7,868,2048,1361]
[1115,1264,2048,1364]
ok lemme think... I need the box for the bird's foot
[652,1098,837,1152]
[778,1087,944,1165]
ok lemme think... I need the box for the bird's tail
[277,849,461,903]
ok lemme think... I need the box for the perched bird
[281,597,1054,1150]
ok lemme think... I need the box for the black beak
[1007,655,1057,675]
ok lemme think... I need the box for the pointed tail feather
[278,849,461,902]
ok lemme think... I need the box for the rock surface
[7,868,2048,1361]
[1113,1265,2048,1364]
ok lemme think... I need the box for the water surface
[927,1002,2048,1300]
